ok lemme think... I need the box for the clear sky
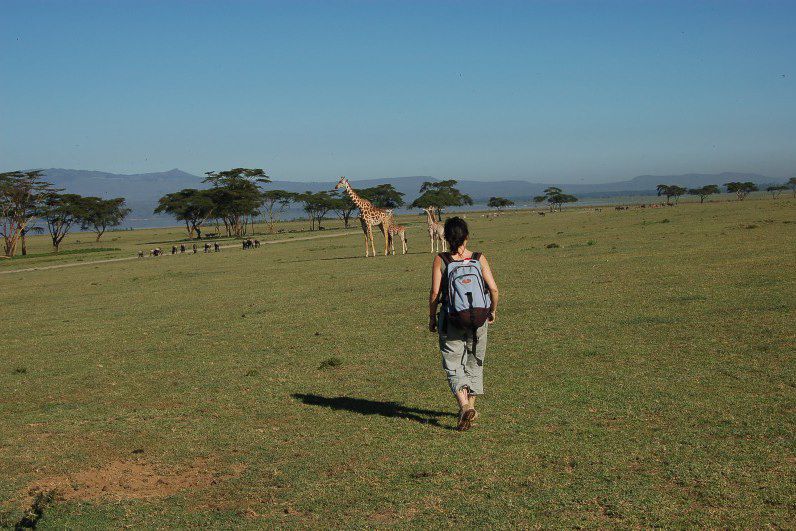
[2,0,794,183]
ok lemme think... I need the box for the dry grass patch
[21,457,245,505]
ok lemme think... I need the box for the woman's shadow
[292,393,456,430]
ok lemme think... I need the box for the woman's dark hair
[444,217,469,253]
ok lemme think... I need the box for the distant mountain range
[34,168,784,226]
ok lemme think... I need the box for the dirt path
[0,231,361,275]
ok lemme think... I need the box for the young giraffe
[388,223,408,255]
[423,207,446,253]
[335,177,393,257]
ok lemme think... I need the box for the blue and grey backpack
[440,252,491,335]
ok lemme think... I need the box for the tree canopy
[154,189,216,239]
[488,197,514,210]
[41,193,85,251]
[656,184,687,203]
[724,181,758,201]
[297,191,336,230]
[0,170,58,257]
[360,184,405,209]
[261,190,297,232]
[534,187,577,211]
[331,191,358,228]
[203,168,268,237]
[687,185,720,204]
[78,196,131,241]
[410,179,472,218]
[766,185,788,199]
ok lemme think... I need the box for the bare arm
[428,255,443,332]
[479,254,499,323]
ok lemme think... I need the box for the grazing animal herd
[139,241,227,257]
[136,178,684,261]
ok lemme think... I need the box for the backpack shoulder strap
[439,252,452,265]
[471,252,481,261]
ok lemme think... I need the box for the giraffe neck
[345,184,371,212]
[425,210,437,227]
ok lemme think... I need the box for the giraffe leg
[379,223,389,256]
[360,218,370,257]
[368,224,376,257]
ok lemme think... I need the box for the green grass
[6,247,120,260]
[1,198,794,528]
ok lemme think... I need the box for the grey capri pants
[438,313,488,395]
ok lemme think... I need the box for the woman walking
[429,217,499,431]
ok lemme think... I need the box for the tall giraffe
[335,177,393,257]
[423,207,446,253]
[388,223,408,255]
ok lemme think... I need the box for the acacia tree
[261,190,296,233]
[656,184,687,203]
[360,184,405,209]
[41,193,85,251]
[534,187,577,211]
[410,179,472,219]
[788,177,796,197]
[766,185,788,199]
[154,189,215,239]
[488,196,514,211]
[298,191,335,230]
[724,181,758,201]
[78,197,131,241]
[204,168,269,237]
[0,170,56,257]
[331,191,358,228]
[688,185,720,204]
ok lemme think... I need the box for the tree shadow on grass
[292,393,456,430]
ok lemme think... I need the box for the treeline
[0,170,130,257]
[155,168,409,237]
[656,179,796,203]
[156,172,485,236]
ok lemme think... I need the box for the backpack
[440,252,491,333]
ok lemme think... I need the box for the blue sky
[2,0,794,183]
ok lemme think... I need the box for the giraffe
[423,207,446,253]
[335,177,393,257]
[388,223,408,255]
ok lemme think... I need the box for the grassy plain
[1,197,794,528]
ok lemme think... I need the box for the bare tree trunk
[21,233,27,255]
[4,235,19,257]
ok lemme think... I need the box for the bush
[546,243,559,249]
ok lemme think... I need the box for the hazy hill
[39,168,203,201]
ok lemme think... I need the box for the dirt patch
[22,457,245,505]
